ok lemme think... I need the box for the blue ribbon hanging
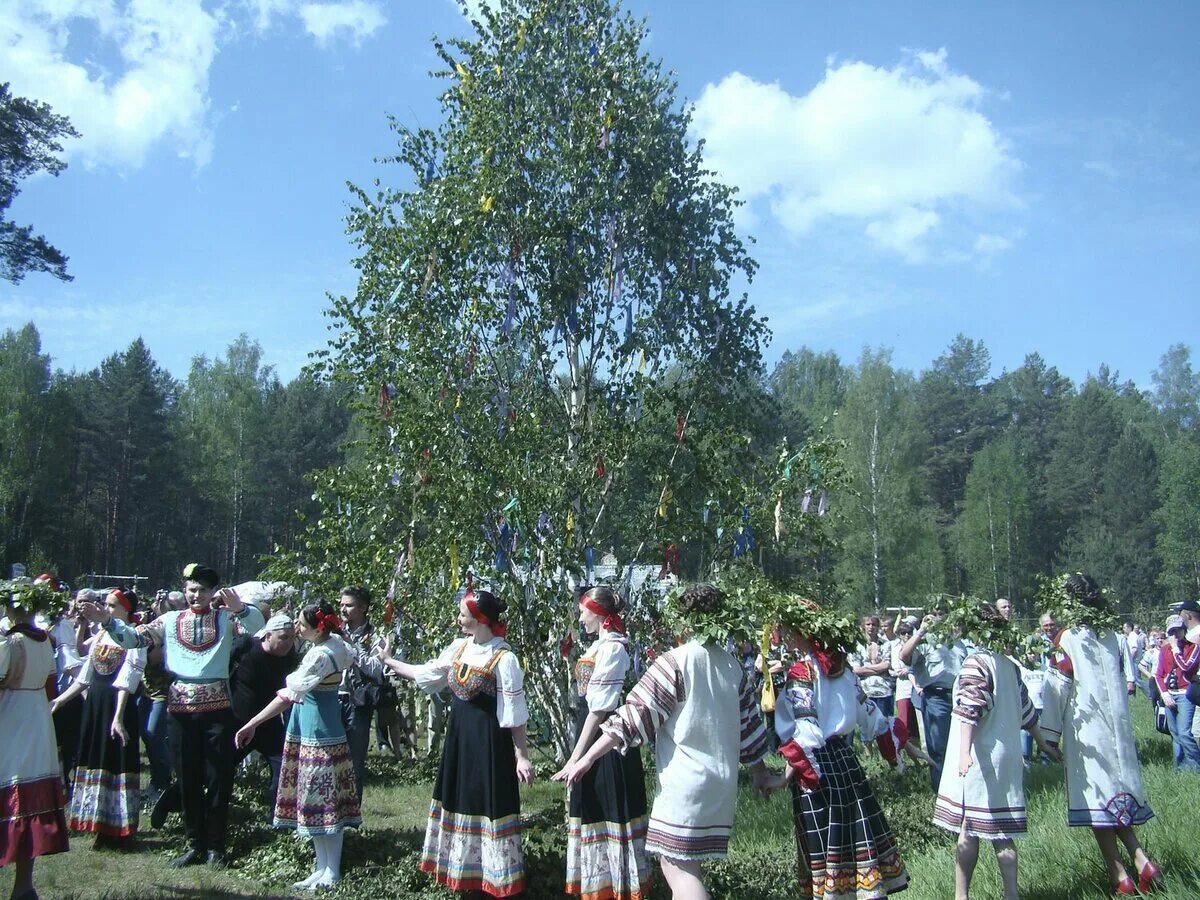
[585,545,595,580]
[495,520,511,572]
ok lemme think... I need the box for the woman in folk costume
[1,581,71,900]
[565,583,773,900]
[50,589,145,850]
[378,587,534,898]
[235,600,361,891]
[1040,573,1162,896]
[930,600,1060,900]
[552,586,650,900]
[762,597,908,900]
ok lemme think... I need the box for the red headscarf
[466,590,506,637]
[580,595,625,634]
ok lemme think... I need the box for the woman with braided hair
[552,586,650,900]
[1040,573,1162,895]
[236,600,361,891]
[377,587,534,898]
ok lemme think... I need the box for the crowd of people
[1,565,1193,900]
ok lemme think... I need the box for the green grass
[5,701,1200,898]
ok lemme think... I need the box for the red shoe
[1138,860,1163,893]
[1111,875,1137,896]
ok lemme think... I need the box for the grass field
[5,698,1200,899]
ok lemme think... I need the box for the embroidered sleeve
[775,662,824,751]
[601,651,684,754]
[278,648,336,704]
[953,655,995,724]
[494,650,529,729]
[412,639,462,693]
[231,604,266,637]
[737,668,769,764]
[857,689,889,739]
[112,646,146,693]
[585,641,629,713]
[104,615,163,651]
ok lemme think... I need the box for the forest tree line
[1,321,1197,620]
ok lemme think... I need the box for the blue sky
[2,0,1197,388]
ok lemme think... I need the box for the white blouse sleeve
[494,649,528,728]
[585,641,629,713]
[412,639,464,694]
[112,647,146,693]
[278,647,336,704]
[0,636,9,681]
[74,652,95,687]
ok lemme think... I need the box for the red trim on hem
[419,860,526,898]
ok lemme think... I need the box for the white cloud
[0,0,385,171]
[299,1,384,45]
[0,0,220,169]
[691,49,1022,263]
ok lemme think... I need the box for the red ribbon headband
[314,610,342,632]
[466,593,506,637]
[580,596,625,634]
[110,589,134,616]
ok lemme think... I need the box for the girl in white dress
[932,602,1059,900]
[1040,574,1162,896]
[2,583,70,900]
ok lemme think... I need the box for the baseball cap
[1170,600,1200,615]
[1166,614,1186,633]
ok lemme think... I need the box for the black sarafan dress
[417,637,526,897]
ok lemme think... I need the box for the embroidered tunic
[600,639,768,862]
[1040,626,1153,828]
[273,636,361,835]
[414,637,528,897]
[566,633,650,900]
[104,603,265,714]
[933,650,1035,840]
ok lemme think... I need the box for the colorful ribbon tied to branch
[675,412,686,443]
[449,540,460,590]
[595,456,606,479]
[378,383,392,419]
[565,509,575,548]
[657,487,672,519]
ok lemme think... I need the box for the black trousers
[167,708,235,853]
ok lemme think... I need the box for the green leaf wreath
[2,578,70,619]
[928,593,1025,655]
[1035,572,1121,634]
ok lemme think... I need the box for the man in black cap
[79,563,265,868]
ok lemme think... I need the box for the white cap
[255,613,295,638]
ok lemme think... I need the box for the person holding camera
[1155,614,1200,772]
[337,585,388,804]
